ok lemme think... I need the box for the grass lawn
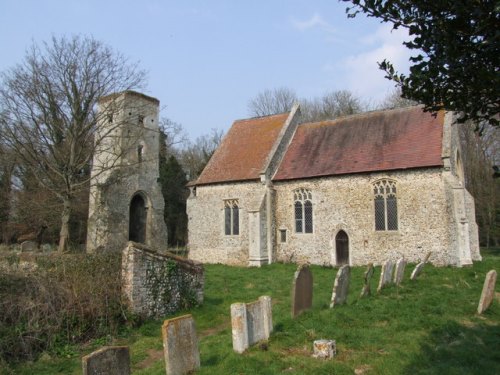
[6,249,499,375]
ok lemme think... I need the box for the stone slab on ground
[82,346,130,375]
[330,265,350,308]
[231,296,273,353]
[477,270,497,314]
[291,264,313,318]
[162,314,200,375]
[312,339,336,359]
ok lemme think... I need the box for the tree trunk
[58,196,72,253]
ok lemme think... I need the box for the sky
[0,0,413,140]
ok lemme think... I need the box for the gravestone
[377,260,394,292]
[291,265,313,318]
[410,262,425,280]
[330,265,350,308]
[393,258,407,285]
[231,296,273,353]
[312,339,336,359]
[82,346,130,375]
[162,314,200,375]
[360,263,374,298]
[477,270,497,314]
[20,240,36,252]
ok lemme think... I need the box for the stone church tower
[86,91,168,253]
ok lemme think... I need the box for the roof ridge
[301,105,425,128]
[234,111,290,123]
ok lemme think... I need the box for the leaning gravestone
[231,296,273,353]
[377,260,394,292]
[477,270,497,314]
[291,265,313,318]
[20,240,37,252]
[82,346,130,375]
[394,258,407,285]
[360,263,374,298]
[411,251,432,280]
[162,314,200,375]
[330,265,350,308]
[410,262,425,280]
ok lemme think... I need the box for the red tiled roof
[195,113,290,185]
[273,106,444,181]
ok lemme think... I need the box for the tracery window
[224,199,239,235]
[373,179,398,231]
[294,188,313,233]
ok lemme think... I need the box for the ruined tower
[86,91,168,252]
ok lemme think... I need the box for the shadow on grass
[403,320,500,375]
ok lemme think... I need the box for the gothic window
[294,188,313,233]
[373,179,398,231]
[224,199,239,235]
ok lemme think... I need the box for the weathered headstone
[291,265,313,318]
[477,270,497,314]
[312,339,336,359]
[410,262,425,280]
[360,263,374,298]
[330,265,350,308]
[82,346,130,375]
[20,240,36,252]
[377,260,394,292]
[162,314,200,375]
[393,258,407,285]
[231,296,273,353]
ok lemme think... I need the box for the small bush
[0,252,124,362]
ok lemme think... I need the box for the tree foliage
[344,0,499,127]
[0,35,146,252]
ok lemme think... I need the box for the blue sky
[0,0,412,140]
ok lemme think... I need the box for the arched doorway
[129,194,147,243]
[336,230,349,266]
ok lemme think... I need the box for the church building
[186,105,480,267]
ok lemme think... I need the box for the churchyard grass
[6,249,499,375]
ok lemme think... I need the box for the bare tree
[159,117,188,157]
[178,128,224,181]
[248,87,298,117]
[301,90,365,122]
[0,35,147,252]
[379,88,419,110]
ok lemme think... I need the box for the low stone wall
[122,242,204,318]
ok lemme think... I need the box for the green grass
[5,249,499,375]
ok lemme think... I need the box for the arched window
[129,193,147,243]
[224,199,239,235]
[294,188,313,233]
[373,179,398,231]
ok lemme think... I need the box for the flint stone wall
[122,242,204,318]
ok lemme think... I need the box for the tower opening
[129,194,147,243]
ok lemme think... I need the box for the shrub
[0,252,124,362]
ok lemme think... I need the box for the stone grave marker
[330,265,350,308]
[82,346,130,375]
[410,262,425,280]
[20,240,37,252]
[393,258,407,285]
[477,270,497,314]
[231,296,273,353]
[312,339,336,359]
[360,263,374,298]
[291,264,313,318]
[377,260,394,292]
[162,314,200,375]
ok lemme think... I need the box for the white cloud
[291,13,336,34]
[331,25,413,103]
